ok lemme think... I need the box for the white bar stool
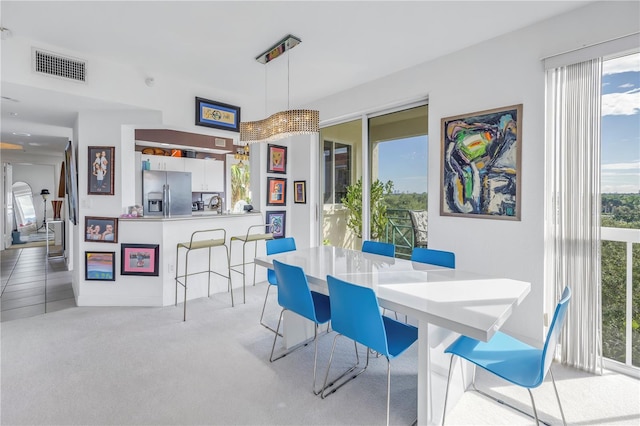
[229,223,273,303]
[175,228,232,321]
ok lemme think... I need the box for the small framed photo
[267,144,287,174]
[121,244,160,276]
[88,146,115,195]
[267,177,287,206]
[266,211,286,239]
[294,180,306,204]
[85,251,116,281]
[85,216,118,243]
[195,97,241,132]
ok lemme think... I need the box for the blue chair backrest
[266,238,297,285]
[362,240,395,258]
[411,247,455,268]
[273,260,317,322]
[327,275,389,356]
[541,286,572,380]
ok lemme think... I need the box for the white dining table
[254,245,531,425]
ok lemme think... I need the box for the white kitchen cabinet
[141,154,185,172]
[186,158,224,192]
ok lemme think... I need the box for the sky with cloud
[601,52,640,194]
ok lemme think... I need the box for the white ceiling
[0,1,591,155]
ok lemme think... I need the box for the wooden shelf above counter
[135,129,234,160]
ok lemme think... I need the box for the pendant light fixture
[240,34,319,144]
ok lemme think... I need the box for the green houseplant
[341,178,394,240]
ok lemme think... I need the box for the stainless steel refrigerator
[142,170,192,217]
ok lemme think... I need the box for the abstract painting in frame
[440,104,522,220]
[85,251,116,281]
[121,244,160,276]
[266,177,287,206]
[266,211,286,239]
[294,180,306,204]
[88,146,115,195]
[267,144,287,174]
[195,97,240,132]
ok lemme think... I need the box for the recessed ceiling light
[28,142,42,146]
[161,143,170,146]
[9,112,18,116]
[12,132,31,136]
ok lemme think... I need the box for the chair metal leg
[549,367,567,426]
[175,245,180,307]
[441,355,456,425]
[469,366,553,426]
[321,336,369,399]
[183,250,189,322]
[269,309,311,363]
[252,240,258,286]
[225,244,234,307]
[385,358,391,426]
[207,246,212,297]
[259,284,281,336]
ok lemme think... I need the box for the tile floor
[1,245,75,322]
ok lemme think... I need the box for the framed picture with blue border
[266,211,286,239]
[195,97,241,132]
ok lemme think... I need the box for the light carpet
[1,282,638,425]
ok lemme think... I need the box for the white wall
[307,0,640,345]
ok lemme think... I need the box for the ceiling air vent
[33,48,86,83]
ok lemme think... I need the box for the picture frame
[294,180,306,204]
[85,251,116,281]
[121,244,160,276]
[266,211,286,239]
[266,177,287,206]
[267,144,287,174]
[88,146,115,195]
[440,104,523,220]
[195,97,241,132]
[84,216,118,243]
[64,141,78,225]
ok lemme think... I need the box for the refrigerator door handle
[165,184,171,217]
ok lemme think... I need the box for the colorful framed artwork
[266,211,286,239]
[440,104,522,220]
[195,97,241,132]
[88,146,115,195]
[294,180,306,204]
[267,144,287,174]
[85,251,116,281]
[267,177,287,206]
[121,244,160,276]
[84,216,118,243]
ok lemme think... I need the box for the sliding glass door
[320,103,428,255]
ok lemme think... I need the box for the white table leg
[283,310,315,349]
[417,319,431,425]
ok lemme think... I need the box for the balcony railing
[601,226,640,377]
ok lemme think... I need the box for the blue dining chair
[362,240,395,258]
[442,286,571,426]
[362,240,396,319]
[322,275,418,426]
[260,237,297,335]
[270,260,331,395]
[411,247,455,268]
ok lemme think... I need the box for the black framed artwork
[85,251,116,281]
[267,144,287,174]
[195,97,241,132]
[121,244,160,276]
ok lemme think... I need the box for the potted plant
[341,178,394,240]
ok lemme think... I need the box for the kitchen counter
[119,211,262,221]
[108,212,269,308]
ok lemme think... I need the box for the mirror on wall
[13,181,37,234]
